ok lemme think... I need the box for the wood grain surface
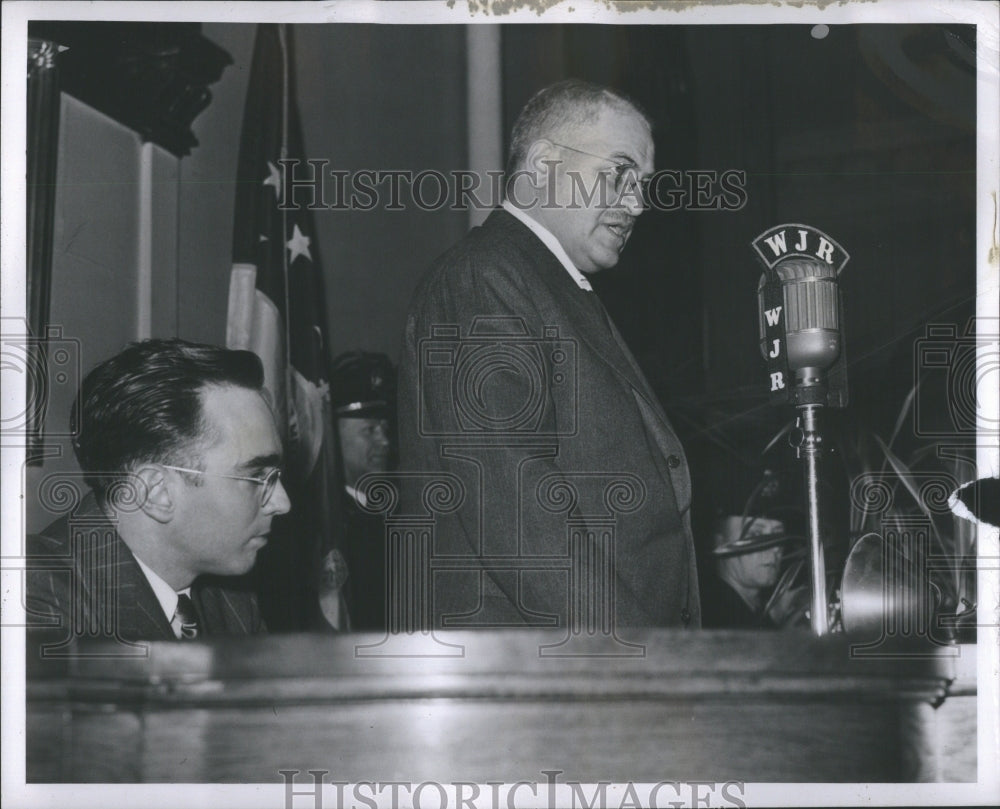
[25,629,973,783]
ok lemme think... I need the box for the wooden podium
[26,629,974,784]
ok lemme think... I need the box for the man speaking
[399,80,699,632]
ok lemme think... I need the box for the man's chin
[582,244,625,274]
[235,537,270,571]
[245,536,269,557]
[579,256,619,275]
[584,261,619,276]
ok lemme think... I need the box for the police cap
[329,351,395,418]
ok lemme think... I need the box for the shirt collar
[133,555,191,636]
[501,200,593,292]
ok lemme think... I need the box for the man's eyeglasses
[550,142,649,203]
[161,465,282,505]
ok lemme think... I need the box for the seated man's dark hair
[71,339,266,503]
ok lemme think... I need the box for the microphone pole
[798,397,828,635]
[753,225,850,636]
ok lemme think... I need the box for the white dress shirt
[501,199,593,291]
[134,555,192,639]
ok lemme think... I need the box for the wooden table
[25,629,972,783]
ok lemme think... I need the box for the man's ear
[524,139,558,188]
[126,465,175,525]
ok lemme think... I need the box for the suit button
[667,454,681,469]
[681,608,691,625]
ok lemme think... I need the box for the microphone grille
[776,259,840,332]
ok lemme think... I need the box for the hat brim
[335,400,390,418]
[712,532,804,558]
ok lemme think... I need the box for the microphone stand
[794,401,829,636]
[753,234,849,637]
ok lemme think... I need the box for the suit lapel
[192,583,227,636]
[193,576,258,636]
[109,535,176,640]
[491,210,678,437]
[69,497,175,641]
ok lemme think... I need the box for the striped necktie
[172,593,200,639]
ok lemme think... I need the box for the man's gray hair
[505,79,653,181]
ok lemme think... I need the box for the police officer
[702,516,806,629]
[327,351,396,632]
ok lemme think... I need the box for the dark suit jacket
[342,492,388,632]
[26,494,265,641]
[701,578,774,629]
[399,209,700,630]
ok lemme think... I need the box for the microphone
[751,224,851,636]
[753,225,849,408]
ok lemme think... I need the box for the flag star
[263,161,281,196]
[286,224,312,264]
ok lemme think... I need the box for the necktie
[173,593,200,639]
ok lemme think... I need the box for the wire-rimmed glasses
[161,464,282,505]
[550,142,649,203]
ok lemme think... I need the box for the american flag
[226,23,346,630]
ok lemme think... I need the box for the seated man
[324,351,396,632]
[701,517,802,629]
[27,339,291,641]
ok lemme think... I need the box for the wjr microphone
[753,224,849,408]
[751,224,851,636]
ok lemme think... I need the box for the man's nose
[265,478,292,515]
[373,424,391,446]
[620,183,645,216]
